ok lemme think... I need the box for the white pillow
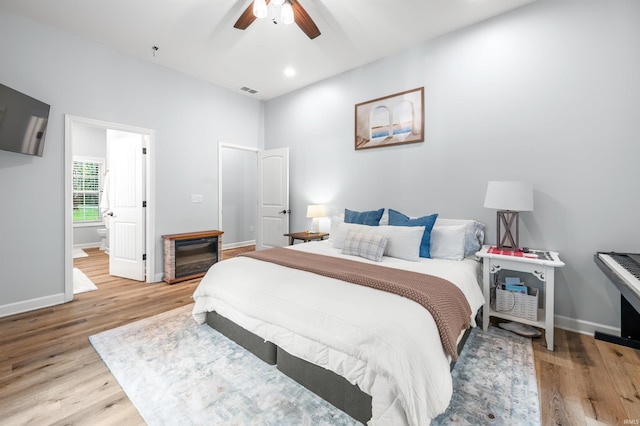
[379,210,389,226]
[332,222,376,248]
[430,224,466,261]
[342,230,389,262]
[374,225,425,262]
[434,218,485,257]
[328,215,344,241]
[332,222,424,262]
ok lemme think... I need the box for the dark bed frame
[206,311,471,424]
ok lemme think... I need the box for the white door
[106,130,146,281]
[256,148,289,250]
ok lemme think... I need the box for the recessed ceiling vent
[240,86,258,94]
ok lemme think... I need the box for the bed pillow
[333,222,424,261]
[379,210,389,226]
[434,218,485,257]
[388,209,438,258]
[341,230,389,262]
[328,215,344,241]
[344,208,385,226]
[430,224,467,261]
[374,225,425,262]
[332,222,376,249]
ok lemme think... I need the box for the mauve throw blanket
[241,247,471,360]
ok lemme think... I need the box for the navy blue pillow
[388,209,438,258]
[344,208,384,226]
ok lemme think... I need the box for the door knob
[278,209,291,214]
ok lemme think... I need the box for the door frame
[217,141,259,248]
[64,114,156,301]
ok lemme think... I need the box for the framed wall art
[354,87,424,150]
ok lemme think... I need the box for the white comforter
[192,241,484,425]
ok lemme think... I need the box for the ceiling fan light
[281,1,294,25]
[253,0,268,19]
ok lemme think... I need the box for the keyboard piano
[594,252,640,349]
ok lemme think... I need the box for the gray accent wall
[264,0,640,333]
[0,12,263,314]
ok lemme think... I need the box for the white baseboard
[222,240,255,250]
[0,293,67,319]
[554,314,620,337]
[74,243,101,249]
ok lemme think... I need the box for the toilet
[97,228,107,251]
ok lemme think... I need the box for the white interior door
[256,148,289,250]
[106,130,146,281]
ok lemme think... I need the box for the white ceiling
[0,0,535,100]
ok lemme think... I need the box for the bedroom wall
[0,11,263,315]
[264,0,640,334]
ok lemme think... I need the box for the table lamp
[484,181,533,251]
[306,204,326,234]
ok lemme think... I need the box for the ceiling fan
[234,0,321,40]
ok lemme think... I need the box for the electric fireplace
[163,230,223,284]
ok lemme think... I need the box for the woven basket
[495,286,538,321]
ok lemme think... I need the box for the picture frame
[354,87,424,150]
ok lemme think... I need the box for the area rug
[89,305,540,425]
[73,267,98,294]
[432,325,541,425]
[73,248,88,258]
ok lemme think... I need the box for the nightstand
[284,232,329,245]
[476,245,565,351]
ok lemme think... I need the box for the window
[73,157,103,223]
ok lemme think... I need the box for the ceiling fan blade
[292,0,321,39]
[234,0,271,30]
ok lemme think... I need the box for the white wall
[264,0,640,333]
[0,12,263,314]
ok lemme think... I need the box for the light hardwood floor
[1,247,639,425]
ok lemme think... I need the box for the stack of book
[500,276,528,295]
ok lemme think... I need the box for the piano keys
[594,252,640,349]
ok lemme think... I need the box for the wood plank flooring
[0,246,639,425]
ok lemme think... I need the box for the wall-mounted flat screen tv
[0,83,50,157]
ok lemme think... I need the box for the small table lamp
[484,181,533,251]
[306,204,326,234]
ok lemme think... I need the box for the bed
[192,211,485,425]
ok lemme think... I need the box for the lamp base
[496,210,520,251]
[310,217,320,234]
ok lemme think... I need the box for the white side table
[476,245,565,351]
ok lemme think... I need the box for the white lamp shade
[306,204,326,218]
[484,181,534,211]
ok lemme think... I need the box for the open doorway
[64,115,156,302]
[218,142,258,250]
[218,143,290,251]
